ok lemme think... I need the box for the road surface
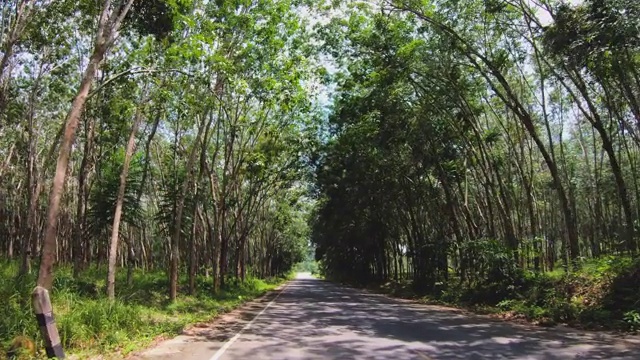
[137,273,639,360]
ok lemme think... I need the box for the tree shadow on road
[191,279,639,359]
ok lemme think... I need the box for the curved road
[137,274,639,360]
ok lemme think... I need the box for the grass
[0,261,292,359]
[347,256,640,333]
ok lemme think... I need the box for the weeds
[467,257,639,330]
[359,256,640,332]
[0,261,286,357]
[623,310,640,332]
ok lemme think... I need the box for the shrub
[0,261,284,357]
[445,255,639,331]
[623,310,640,332]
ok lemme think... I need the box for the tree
[38,0,135,290]
[0,0,317,307]
[312,0,640,289]
[106,90,147,300]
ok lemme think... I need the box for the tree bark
[169,116,206,301]
[37,48,106,290]
[73,114,95,277]
[36,0,135,289]
[106,100,145,300]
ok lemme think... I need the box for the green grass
[0,261,290,358]
[354,256,640,332]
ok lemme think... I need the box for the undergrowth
[373,256,640,332]
[0,261,290,358]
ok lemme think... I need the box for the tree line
[0,0,318,301]
[312,0,640,289]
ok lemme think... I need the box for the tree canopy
[0,0,639,345]
[312,0,640,289]
[0,0,319,301]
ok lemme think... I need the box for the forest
[0,0,317,356]
[312,0,640,331]
[1,0,639,357]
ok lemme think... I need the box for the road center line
[208,281,291,360]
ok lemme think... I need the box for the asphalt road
[137,273,639,360]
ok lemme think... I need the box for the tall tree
[37,0,135,290]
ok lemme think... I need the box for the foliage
[311,1,640,335]
[87,151,145,237]
[623,310,640,332]
[360,256,640,331]
[1,0,640,353]
[0,0,317,317]
[0,261,285,357]
[469,257,639,329]
[294,247,319,274]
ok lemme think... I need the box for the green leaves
[126,0,184,40]
[88,152,144,238]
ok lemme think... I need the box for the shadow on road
[194,278,639,359]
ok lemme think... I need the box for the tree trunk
[106,101,144,301]
[73,114,95,277]
[400,4,580,267]
[169,117,206,302]
[188,199,199,295]
[37,48,107,290]
[36,0,134,290]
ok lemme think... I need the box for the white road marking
[208,282,290,360]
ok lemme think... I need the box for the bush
[601,258,640,315]
[623,310,640,332]
[579,308,614,327]
[0,266,41,351]
[437,255,640,331]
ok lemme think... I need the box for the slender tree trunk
[23,158,38,276]
[36,0,134,290]
[204,158,223,292]
[126,227,135,286]
[73,115,94,277]
[169,117,206,301]
[0,144,14,178]
[400,4,580,267]
[561,67,637,255]
[106,101,144,301]
[218,214,228,290]
[37,49,106,289]
[188,198,198,295]
[136,111,161,203]
[0,0,37,112]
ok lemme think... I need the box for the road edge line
[207,281,291,360]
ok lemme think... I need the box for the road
[137,273,639,360]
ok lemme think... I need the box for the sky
[536,0,583,25]
[298,0,588,117]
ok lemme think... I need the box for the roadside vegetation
[2,0,640,357]
[0,261,291,358]
[0,0,313,357]
[360,256,640,332]
[293,249,320,275]
[311,0,640,334]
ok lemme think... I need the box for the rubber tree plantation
[1,0,639,357]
